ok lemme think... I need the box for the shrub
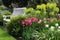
[25,3,59,19]
[22,18,60,40]
[6,15,25,37]
[3,11,12,15]
[6,3,60,40]
[6,15,40,38]
[0,5,7,10]
[6,16,60,40]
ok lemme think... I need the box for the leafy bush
[23,3,59,40]
[6,15,40,39]
[6,15,25,37]
[0,5,12,14]
[6,3,60,40]
[3,11,12,15]
[0,5,7,10]
[25,3,59,19]
[22,18,60,40]
[2,0,59,8]
[6,16,60,40]
[0,14,3,26]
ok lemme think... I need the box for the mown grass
[0,28,16,40]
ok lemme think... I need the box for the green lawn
[0,28,16,40]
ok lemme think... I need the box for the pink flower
[30,17,35,21]
[22,20,25,26]
[34,18,39,22]
[30,17,39,22]
[25,17,38,26]
[25,19,32,26]
[58,14,60,20]
[29,23,32,26]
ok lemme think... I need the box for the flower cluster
[45,23,60,31]
[21,17,39,26]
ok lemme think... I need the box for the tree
[2,0,60,8]
[2,0,28,7]
[0,0,3,5]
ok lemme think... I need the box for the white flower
[45,24,49,28]
[50,26,55,31]
[58,26,60,31]
[58,26,60,29]
[55,23,59,26]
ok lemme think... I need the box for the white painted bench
[3,15,10,22]
[11,7,26,17]
[3,7,26,27]
[3,15,10,28]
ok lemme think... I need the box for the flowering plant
[21,17,39,27]
[6,2,60,40]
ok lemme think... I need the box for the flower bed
[6,3,60,40]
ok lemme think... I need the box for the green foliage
[6,2,60,40]
[0,14,3,26]
[6,15,60,40]
[22,27,33,40]
[0,5,7,10]
[22,19,60,40]
[0,5,12,14]
[2,0,59,8]
[6,15,25,37]
[27,0,59,8]
[3,11,12,15]
[46,3,59,18]
[25,3,59,19]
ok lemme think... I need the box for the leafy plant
[3,11,12,15]
[6,15,25,37]
[6,2,60,40]
[25,3,59,19]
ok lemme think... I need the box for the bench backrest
[11,7,26,17]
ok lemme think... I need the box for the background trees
[2,0,28,7]
[2,0,60,8]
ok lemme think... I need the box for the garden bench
[3,7,26,28]
[3,15,10,28]
[11,7,26,17]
